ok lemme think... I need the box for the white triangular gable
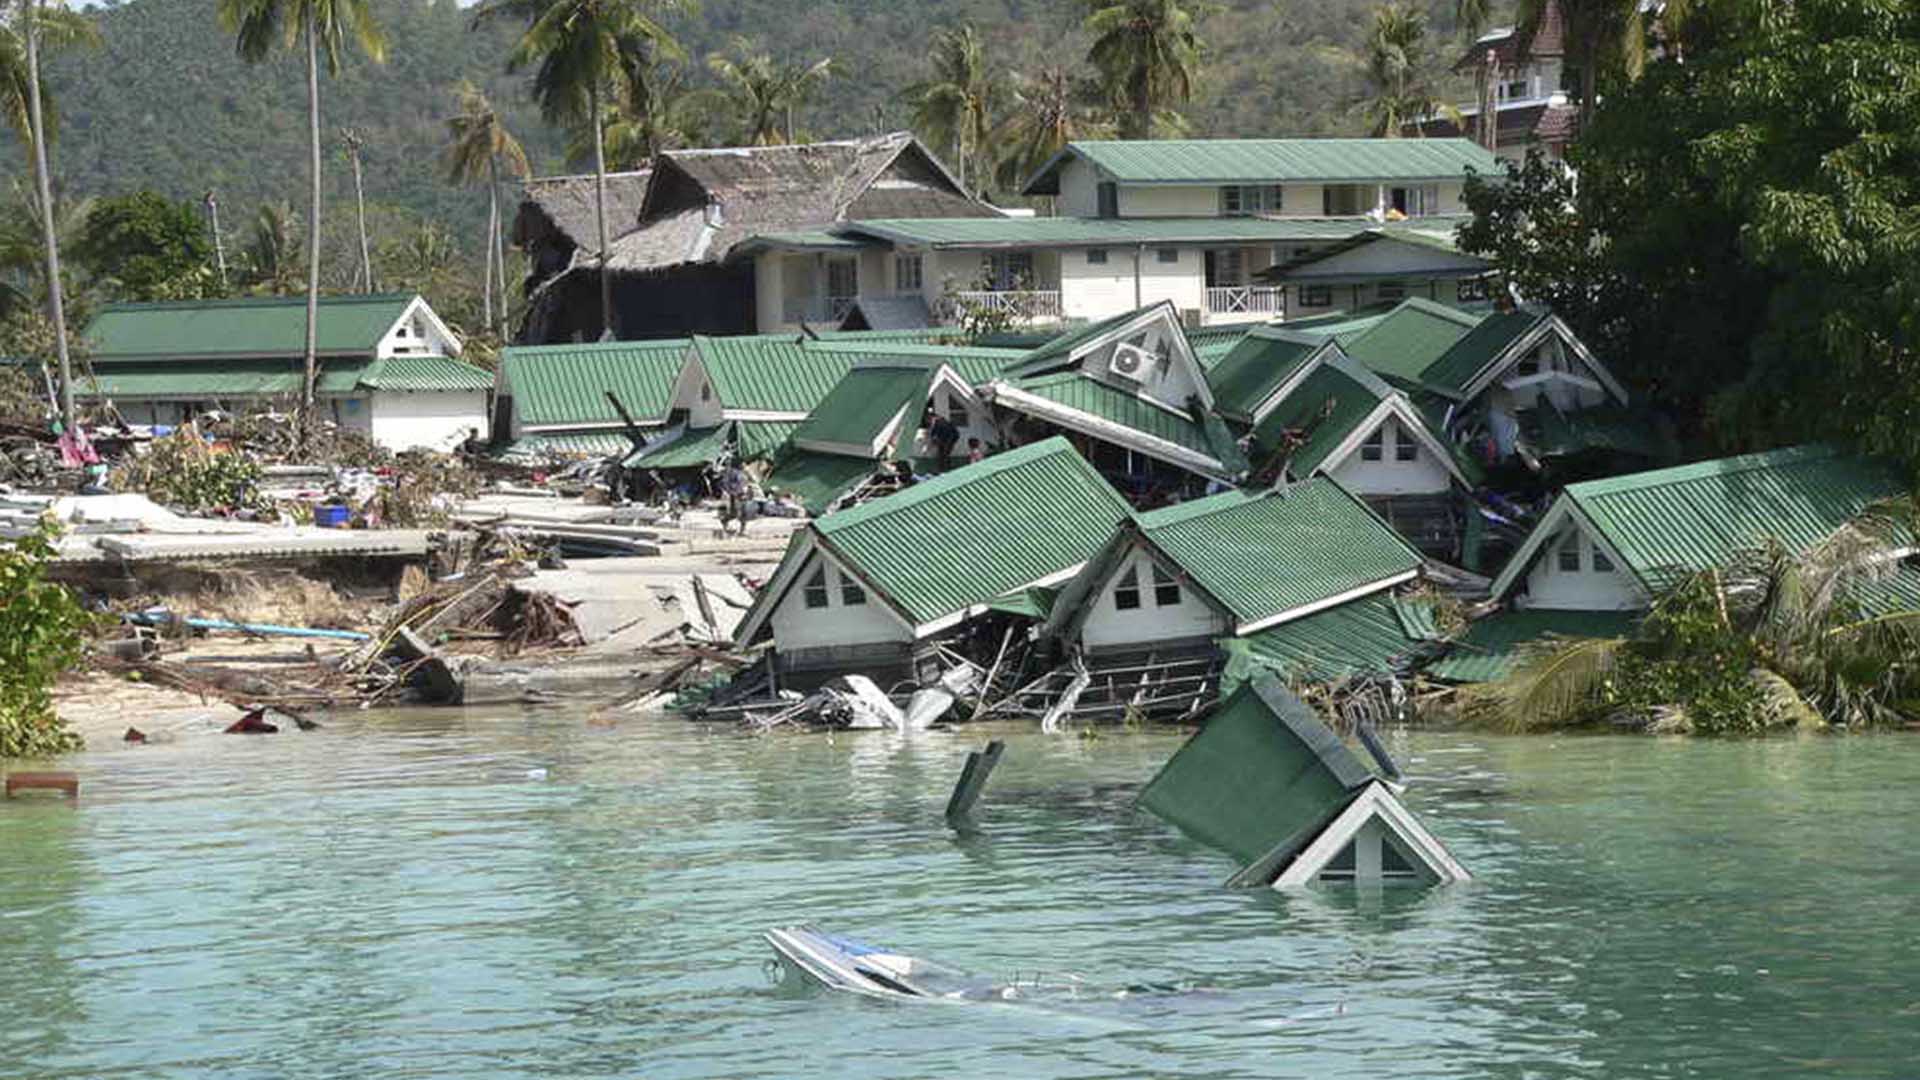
[1271,780,1471,888]
[1065,303,1214,413]
[1468,314,1628,407]
[1317,399,1470,491]
[377,296,463,359]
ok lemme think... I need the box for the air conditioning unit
[1108,341,1153,382]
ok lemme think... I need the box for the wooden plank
[5,771,78,798]
[944,740,1005,820]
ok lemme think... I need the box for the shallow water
[2,710,1917,1078]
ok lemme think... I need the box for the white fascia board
[1246,341,1341,427]
[1235,570,1419,636]
[1272,781,1472,888]
[1315,396,1470,487]
[522,420,663,434]
[718,409,810,422]
[1487,498,1648,602]
[1464,315,1628,405]
[385,295,464,358]
[984,382,1228,480]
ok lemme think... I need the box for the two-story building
[1413,0,1579,161]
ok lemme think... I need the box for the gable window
[1361,428,1385,462]
[1517,353,1540,377]
[840,573,867,606]
[1557,538,1581,573]
[894,253,924,293]
[1457,277,1489,302]
[1591,544,1615,573]
[1113,566,1142,610]
[700,382,712,402]
[1155,247,1180,265]
[1152,564,1181,607]
[803,568,830,609]
[1377,280,1407,301]
[1086,248,1109,266]
[1299,285,1333,309]
[1220,184,1283,216]
[1096,181,1119,218]
[1394,424,1418,462]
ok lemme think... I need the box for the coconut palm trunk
[590,80,613,339]
[301,5,323,431]
[481,161,496,332]
[22,0,73,431]
[489,155,508,338]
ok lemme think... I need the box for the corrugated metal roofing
[1341,298,1483,387]
[692,336,867,415]
[1011,305,1157,374]
[1136,479,1421,627]
[1425,609,1639,684]
[1205,329,1319,420]
[1419,309,1538,396]
[498,431,636,462]
[1137,676,1372,865]
[627,423,734,469]
[87,293,417,361]
[838,215,1381,250]
[790,365,935,454]
[357,356,493,391]
[762,450,885,514]
[1010,372,1216,457]
[1562,446,1910,591]
[1220,591,1429,684]
[1249,356,1395,476]
[79,359,369,398]
[811,436,1131,626]
[803,340,1025,384]
[501,339,689,427]
[1027,138,1501,192]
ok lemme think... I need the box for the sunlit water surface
[2,710,1917,1078]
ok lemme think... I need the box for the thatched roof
[515,169,653,253]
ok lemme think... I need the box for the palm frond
[1473,634,1627,733]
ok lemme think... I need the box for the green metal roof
[357,355,494,391]
[1419,309,1539,396]
[790,364,937,455]
[1185,320,1274,351]
[1135,479,1421,628]
[802,340,1025,385]
[762,449,886,514]
[1341,298,1483,388]
[1220,591,1431,685]
[1522,403,1676,461]
[1249,355,1397,476]
[625,420,800,469]
[1026,138,1501,193]
[985,584,1060,620]
[1277,305,1398,344]
[837,215,1379,250]
[77,359,364,398]
[87,293,419,361]
[691,336,868,415]
[1011,305,1157,374]
[498,431,637,462]
[1557,445,1910,592]
[1137,675,1373,866]
[809,436,1132,626]
[1426,609,1640,684]
[1010,371,1216,458]
[501,339,689,427]
[1205,329,1320,421]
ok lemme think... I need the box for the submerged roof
[1426,608,1639,683]
[86,293,421,361]
[1024,138,1502,194]
[1133,480,1423,630]
[501,339,690,428]
[799,436,1131,627]
[1221,590,1439,685]
[1137,676,1374,865]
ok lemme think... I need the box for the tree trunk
[206,191,227,289]
[481,162,496,334]
[1129,68,1151,139]
[349,139,372,293]
[590,82,614,340]
[491,155,509,340]
[23,0,74,433]
[301,7,323,439]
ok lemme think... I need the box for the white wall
[754,253,786,332]
[768,552,914,650]
[1077,313,1209,411]
[1519,523,1643,611]
[1059,246,1141,320]
[1326,416,1453,495]
[1280,183,1325,217]
[376,299,458,359]
[1117,185,1217,217]
[905,384,998,459]
[369,390,488,452]
[1080,547,1228,651]
[1135,246,1206,317]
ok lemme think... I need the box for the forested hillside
[12,0,1485,239]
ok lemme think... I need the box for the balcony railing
[781,295,858,324]
[948,289,1063,322]
[1205,285,1285,316]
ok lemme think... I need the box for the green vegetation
[74,191,218,300]
[1360,3,1456,137]
[442,81,529,341]
[0,524,92,759]
[1085,0,1205,139]
[1472,511,1920,734]
[704,35,835,147]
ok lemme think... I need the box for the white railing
[949,289,1064,322]
[781,295,859,324]
[1206,285,1285,316]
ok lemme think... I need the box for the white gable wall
[1080,546,1228,651]
[1078,316,1208,412]
[768,551,914,651]
[1326,417,1453,495]
[376,299,459,359]
[1519,521,1643,611]
[369,390,489,452]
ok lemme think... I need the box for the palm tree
[444,81,529,340]
[1471,506,1920,734]
[242,200,303,295]
[1083,0,1204,140]
[1,0,98,431]
[992,66,1112,193]
[1360,4,1459,138]
[901,25,999,194]
[707,37,832,147]
[573,50,720,169]
[473,0,684,341]
[218,0,387,437]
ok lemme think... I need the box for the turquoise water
[2,711,1917,1078]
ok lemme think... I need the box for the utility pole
[23,0,74,431]
[204,190,227,289]
[342,128,373,293]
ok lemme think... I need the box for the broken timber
[944,740,1005,821]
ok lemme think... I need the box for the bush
[0,526,94,758]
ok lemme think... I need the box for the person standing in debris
[966,437,985,466]
[929,413,960,471]
[721,457,750,535]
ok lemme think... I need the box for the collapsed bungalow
[77,293,491,451]
[493,337,689,462]
[731,436,1133,685]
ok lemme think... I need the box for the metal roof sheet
[78,359,370,398]
[501,339,689,427]
[692,336,868,415]
[1026,138,1501,193]
[762,450,886,514]
[810,436,1132,626]
[801,341,1025,384]
[1341,298,1483,387]
[86,293,417,361]
[1419,309,1539,395]
[1011,372,1216,457]
[357,356,494,391]
[1425,608,1639,684]
[497,431,636,462]
[1205,329,1320,420]
[790,365,935,454]
[1249,356,1396,476]
[837,215,1380,250]
[1135,479,1421,627]
[1219,591,1430,685]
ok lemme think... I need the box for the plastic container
[314,504,351,529]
